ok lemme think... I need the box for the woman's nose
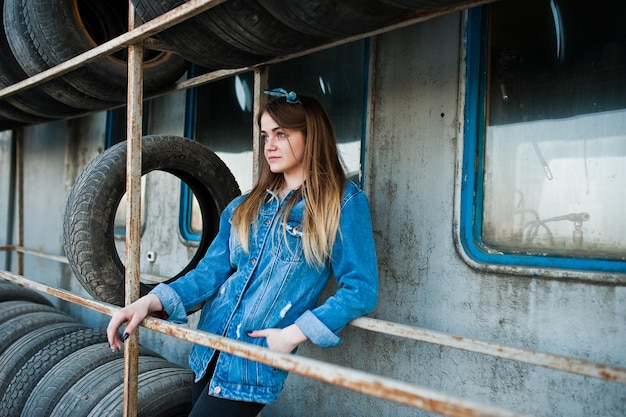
[264,136,276,148]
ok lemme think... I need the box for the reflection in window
[269,40,367,183]
[185,40,368,238]
[185,72,255,237]
[479,0,626,263]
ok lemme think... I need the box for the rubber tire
[258,0,407,38]
[0,311,75,355]
[0,101,50,126]
[0,322,88,399]
[377,0,471,11]
[0,300,61,324]
[0,0,82,120]
[0,328,107,417]
[63,135,241,306]
[4,0,189,105]
[0,280,54,305]
[2,0,118,110]
[86,368,193,417]
[50,357,183,417]
[131,0,320,70]
[21,342,162,417]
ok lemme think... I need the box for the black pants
[188,356,265,417]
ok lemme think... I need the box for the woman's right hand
[106,293,163,351]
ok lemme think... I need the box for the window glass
[186,72,254,236]
[268,40,368,183]
[463,0,626,272]
[187,40,368,237]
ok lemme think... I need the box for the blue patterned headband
[264,88,301,104]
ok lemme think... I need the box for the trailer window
[183,40,369,240]
[461,0,626,276]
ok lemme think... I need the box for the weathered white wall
[1,9,624,417]
[267,12,626,417]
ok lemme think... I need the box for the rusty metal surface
[3,270,626,416]
[121,5,143,417]
[350,317,626,384]
[0,270,535,417]
[1,247,625,385]
[15,130,23,275]
[1,246,69,264]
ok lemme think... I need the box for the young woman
[107,88,378,417]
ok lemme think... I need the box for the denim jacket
[150,180,378,404]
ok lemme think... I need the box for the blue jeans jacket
[150,181,378,403]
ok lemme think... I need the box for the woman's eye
[277,132,286,138]
[261,134,268,142]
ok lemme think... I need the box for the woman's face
[261,112,305,179]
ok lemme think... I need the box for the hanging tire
[258,0,406,38]
[21,342,162,417]
[86,368,193,417]
[63,135,241,306]
[3,0,189,110]
[0,0,83,120]
[49,357,185,417]
[2,0,117,110]
[377,0,471,11]
[0,311,75,355]
[0,322,88,400]
[0,280,53,305]
[0,101,51,126]
[131,0,321,70]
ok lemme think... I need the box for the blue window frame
[460,2,626,276]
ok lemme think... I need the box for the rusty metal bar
[2,242,626,385]
[0,271,534,417]
[351,317,626,384]
[122,3,143,416]
[2,246,69,264]
[0,271,116,317]
[15,130,23,275]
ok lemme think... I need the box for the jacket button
[214,386,222,394]
[251,259,256,264]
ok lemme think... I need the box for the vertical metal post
[252,67,268,182]
[15,129,23,275]
[123,1,143,416]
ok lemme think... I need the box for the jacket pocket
[272,220,304,262]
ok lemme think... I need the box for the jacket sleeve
[149,197,241,323]
[295,189,378,347]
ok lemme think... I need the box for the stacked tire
[130,0,468,70]
[0,0,472,130]
[0,279,193,416]
[0,0,189,130]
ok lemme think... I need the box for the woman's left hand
[247,324,307,354]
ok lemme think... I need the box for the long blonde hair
[232,94,346,266]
